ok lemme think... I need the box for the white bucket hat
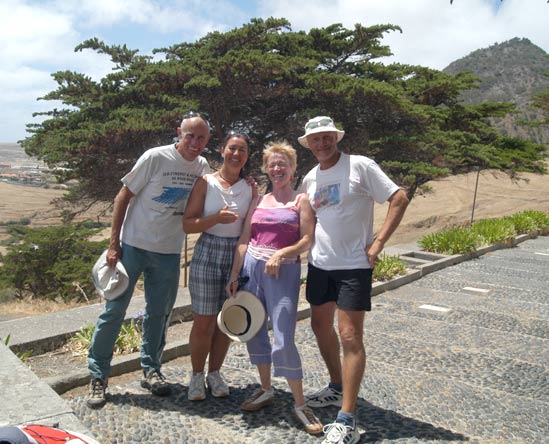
[91,249,129,300]
[217,290,266,343]
[298,116,345,148]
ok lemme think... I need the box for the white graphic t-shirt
[302,153,399,270]
[121,144,210,254]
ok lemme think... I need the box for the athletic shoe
[320,421,360,444]
[141,369,171,396]
[306,385,343,408]
[188,371,206,401]
[86,378,107,409]
[294,404,323,434]
[206,370,230,397]
[240,388,274,411]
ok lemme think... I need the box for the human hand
[106,245,121,268]
[226,278,239,297]
[217,206,239,224]
[366,239,383,268]
[264,254,282,279]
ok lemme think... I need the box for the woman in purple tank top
[226,141,322,435]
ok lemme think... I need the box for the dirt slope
[1,168,548,249]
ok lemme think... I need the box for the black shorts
[305,264,373,311]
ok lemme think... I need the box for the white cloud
[258,0,548,69]
[0,0,547,142]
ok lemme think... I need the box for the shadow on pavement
[103,383,469,443]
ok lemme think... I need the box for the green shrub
[373,254,407,282]
[518,210,549,234]
[471,218,516,246]
[504,212,538,234]
[0,223,108,301]
[419,226,479,255]
[419,210,549,255]
[0,287,17,303]
[65,318,142,358]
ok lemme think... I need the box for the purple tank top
[247,199,301,262]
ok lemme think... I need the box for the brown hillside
[2,169,548,250]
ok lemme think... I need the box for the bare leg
[207,324,231,372]
[189,313,216,372]
[310,302,342,385]
[337,309,365,413]
[257,363,272,390]
[287,378,305,406]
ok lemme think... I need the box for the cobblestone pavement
[65,237,549,444]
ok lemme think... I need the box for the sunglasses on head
[305,117,334,131]
[226,130,251,144]
[183,111,210,124]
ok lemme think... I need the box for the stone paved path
[65,237,549,444]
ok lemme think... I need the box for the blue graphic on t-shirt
[152,187,190,205]
[313,184,340,210]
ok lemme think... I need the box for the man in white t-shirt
[87,112,211,409]
[299,116,409,444]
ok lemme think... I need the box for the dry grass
[0,298,98,317]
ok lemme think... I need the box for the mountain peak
[443,38,548,144]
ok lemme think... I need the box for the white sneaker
[320,421,360,444]
[206,370,229,398]
[306,385,343,408]
[188,371,206,401]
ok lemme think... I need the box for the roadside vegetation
[64,316,143,359]
[419,210,549,254]
[0,221,108,302]
[373,254,408,282]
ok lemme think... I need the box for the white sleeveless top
[203,174,252,238]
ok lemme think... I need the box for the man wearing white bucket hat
[86,112,211,409]
[299,116,409,443]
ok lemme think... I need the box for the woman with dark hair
[183,131,256,401]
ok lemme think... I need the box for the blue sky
[1,0,547,143]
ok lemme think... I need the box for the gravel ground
[58,237,549,444]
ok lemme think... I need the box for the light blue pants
[242,254,303,380]
[88,243,180,380]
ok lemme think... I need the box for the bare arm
[106,185,134,267]
[264,195,315,279]
[226,196,260,297]
[366,188,409,266]
[182,177,239,234]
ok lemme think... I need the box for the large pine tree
[22,18,546,206]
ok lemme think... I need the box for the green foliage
[0,288,16,303]
[419,210,549,254]
[470,218,516,246]
[22,18,543,205]
[419,227,479,255]
[505,210,549,235]
[372,254,407,282]
[65,318,142,358]
[21,19,546,206]
[0,222,108,301]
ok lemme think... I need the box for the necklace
[218,170,239,185]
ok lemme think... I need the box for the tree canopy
[22,17,546,206]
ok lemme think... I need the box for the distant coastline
[0,143,38,166]
[0,143,51,187]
